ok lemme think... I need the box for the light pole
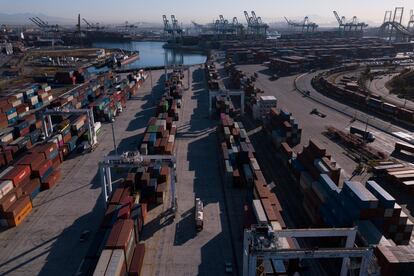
[111,121,118,156]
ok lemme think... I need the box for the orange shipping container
[4,195,32,227]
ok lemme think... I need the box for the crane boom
[244,11,250,25]
[32,17,45,27]
[36,17,48,26]
[251,11,258,24]
[333,11,342,24]
[83,18,92,28]
[29,18,42,27]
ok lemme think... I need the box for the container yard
[2,2,414,276]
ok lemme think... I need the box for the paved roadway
[141,66,236,276]
[367,73,414,111]
[239,65,402,177]
[0,70,166,276]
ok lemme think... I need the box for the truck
[195,198,204,232]
[350,126,375,142]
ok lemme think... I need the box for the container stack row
[297,139,342,186]
[0,71,147,228]
[89,69,184,275]
[384,165,414,194]
[294,140,413,245]
[0,142,61,227]
[139,70,184,156]
[205,61,219,91]
[0,83,53,127]
[218,113,256,188]
[375,245,414,276]
[217,111,294,273]
[0,70,146,170]
[91,183,147,276]
[262,107,302,148]
[86,162,170,275]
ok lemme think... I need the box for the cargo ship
[117,52,140,66]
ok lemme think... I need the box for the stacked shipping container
[263,107,302,148]
[0,71,147,229]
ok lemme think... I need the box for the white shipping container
[249,158,260,171]
[14,92,24,99]
[50,137,59,146]
[11,99,22,107]
[39,93,49,99]
[93,249,113,276]
[0,180,14,199]
[29,96,39,105]
[104,249,125,276]
[1,132,14,143]
[253,199,268,224]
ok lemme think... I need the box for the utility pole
[150,69,153,90]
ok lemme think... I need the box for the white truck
[195,198,204,232]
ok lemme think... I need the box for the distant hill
[0,13,74,25]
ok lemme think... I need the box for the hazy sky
[1,0,413,24]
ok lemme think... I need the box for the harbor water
[92,41,207,69]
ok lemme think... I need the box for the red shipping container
[34,143,58,159]
[32,159,52,178]
[1,165,31,187]
[62,132,72,144]
[4,145,19,156]
[106,220,124,248]
[101,204,120,229]
[16,152,45,170]
[0,189,18,212]
[128,243,145,276]
[41,169,61,190]
[19,127,30,137]
[140,202,148,223]
[109,188,124,205]
[51,155,61,170]
[21,177,41,196]
[117,205,131,220]
[58,150,64,163]
[116,219,136,270]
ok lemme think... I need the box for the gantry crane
[162,15,183,39]
[333,11,368,31]
[82,18,104,30]
[28,17,60,32]
[243,225,374,276]
[284,16,318,32]
[379,7,414,41]
[244,11,268,39]
[408,9,414,30]
[214,15,244,37]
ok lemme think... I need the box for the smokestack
[77,14,81,32]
